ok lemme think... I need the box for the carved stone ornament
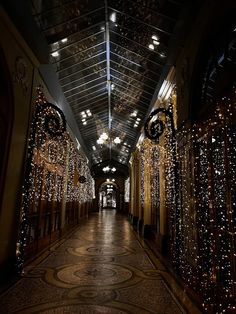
[13,56,29,95]
[78,175,86,183]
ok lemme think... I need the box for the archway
[98,180,119,210]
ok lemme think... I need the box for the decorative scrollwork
[38,103,66,137]
[144,108,174,141]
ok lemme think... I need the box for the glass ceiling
[30,0,186,175]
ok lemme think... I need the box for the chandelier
[97,132,121,145]
[103,166,116,173]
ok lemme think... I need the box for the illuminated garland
[174,87,236,312]
[125,177,130,202]
[140,145,145,215]
[150,144,160,230]
[16,88,94,273]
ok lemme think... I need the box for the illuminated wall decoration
[150,144,160,232]
[174,88,236,313]
[16,87,93,273]
[125,177,130,202]
[143,87,236,311]
[140,144,145,216]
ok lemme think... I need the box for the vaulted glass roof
[30,0,187,175]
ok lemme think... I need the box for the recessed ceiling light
[110,12,116,23]
[130,110,138,117]
[151,35,158,41]
[101,26,105,31]
[160,52,166,58]
[92,146,96,151]
[148,44,155,50]
[82,118,86,122]
[137,118,141,121]
[61,38,68,43]
[83,121,87,125]
[51,51,59,57]
[153,40,160,45]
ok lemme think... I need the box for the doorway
[99,182,118,210]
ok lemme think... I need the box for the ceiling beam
[110,41,164,69]
[108,7,172,36]
[51,30,105,54]
[112,81,152,102]
[42,6,105,32]
[69,90,107,106]
[53,41,105,65]
[111,74,153,97]
[64,75,107,95]
[110,51,162,75]
[110,68,155,92]
[58,55,106,78]
[110,59,158,84]
[62,67,106,90]
[110,29,167,59]
[67,85,106,104]
[66,81,106,100]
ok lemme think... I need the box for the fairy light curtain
[150,144,160,232]
[16,88,93,273]
[139,138,161,232]
[125,177,130,203]
[177,129,198,288]
[175,87,236,313]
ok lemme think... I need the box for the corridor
[0,211,200,314]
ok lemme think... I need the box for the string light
[134,87,236,313]
[16,87,94,273]
[174,86,236,312]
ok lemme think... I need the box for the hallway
[0,211,199,314]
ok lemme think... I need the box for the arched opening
[0,48,13,211]
[99,180,119,210]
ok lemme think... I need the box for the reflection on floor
[0,210,202,313]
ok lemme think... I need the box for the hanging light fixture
[103,166,116,173]
[97,133,121,145]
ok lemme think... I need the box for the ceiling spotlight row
[134,117,141,128]
[51,38,68,57]
[148,34,160,50]
[81,110,92,125]
[148,35,165,57]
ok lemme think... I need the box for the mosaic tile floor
[0,210,202,313]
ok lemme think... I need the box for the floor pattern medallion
[0,211,201,314]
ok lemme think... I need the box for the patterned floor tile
[0,210,198,314]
